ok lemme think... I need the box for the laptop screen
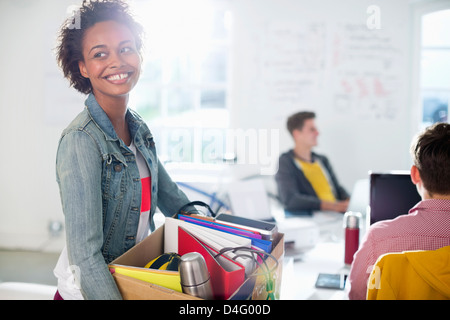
[369,171,422,225]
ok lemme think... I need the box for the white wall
[0,0,85,251]
[0,0,426,252]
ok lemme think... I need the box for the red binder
[178,227,246,300]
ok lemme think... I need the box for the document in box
[178,214,273,253]
[178,214,262,239]
[164,217,251,252]
[164,217,255,274]
[178,227,246,300]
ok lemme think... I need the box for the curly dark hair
[410,122,450,196]
[56,0,144,94]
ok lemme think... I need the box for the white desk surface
[279,211,353,300]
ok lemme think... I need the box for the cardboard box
[109,222,284,300]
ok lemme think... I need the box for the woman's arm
[56,130,122,300]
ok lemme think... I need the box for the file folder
[164,217,251,253]
[109,265,182,292]
[178,214,272,252]
[179,214,262,239]
[178,226,246,300]
[165,217,255,275]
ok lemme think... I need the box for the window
[130,0,232,164]
[419,9,450,128]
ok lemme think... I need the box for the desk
[279,212,352,300]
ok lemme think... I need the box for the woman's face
[78,20,141,101]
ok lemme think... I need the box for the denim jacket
[56,93,191,299]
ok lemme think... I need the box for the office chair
[366,246,450,300]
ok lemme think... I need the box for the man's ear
[410,165,421,185]
[78,60,89,78]
[292,128,302,141]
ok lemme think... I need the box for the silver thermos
[179,252,214,299]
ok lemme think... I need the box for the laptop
[368,171,422,225]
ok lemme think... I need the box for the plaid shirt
[348,199,450,300]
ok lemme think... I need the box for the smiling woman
[53,0,194,300]
[56,0,144,96]
[77,20,142,145]
[78,20,141,120]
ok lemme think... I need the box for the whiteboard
[232,0,408,123]
[229,0,412,189]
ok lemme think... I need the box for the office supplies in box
[108,213,284,300]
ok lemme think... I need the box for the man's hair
[286,111,316,135]
[410,122,450,196]
[56,0,144,94]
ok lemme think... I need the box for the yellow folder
[109,265,182,292]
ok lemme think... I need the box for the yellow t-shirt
[296,159,336,202]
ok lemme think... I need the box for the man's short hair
[287,111,316,135]
[410,122,450,196]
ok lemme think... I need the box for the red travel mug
[344,211,361,265]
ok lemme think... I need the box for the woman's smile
[103,71,133,83]
[78,20,141,102]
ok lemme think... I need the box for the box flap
[111,226,165,268]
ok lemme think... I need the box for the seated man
[348,122,450,300]
[275,111,349,215]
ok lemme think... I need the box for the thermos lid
[344,211,362,229]
[179,252,210,286]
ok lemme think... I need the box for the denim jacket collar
[85,93,143,144]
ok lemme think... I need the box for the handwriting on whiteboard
[258,21,403,121]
